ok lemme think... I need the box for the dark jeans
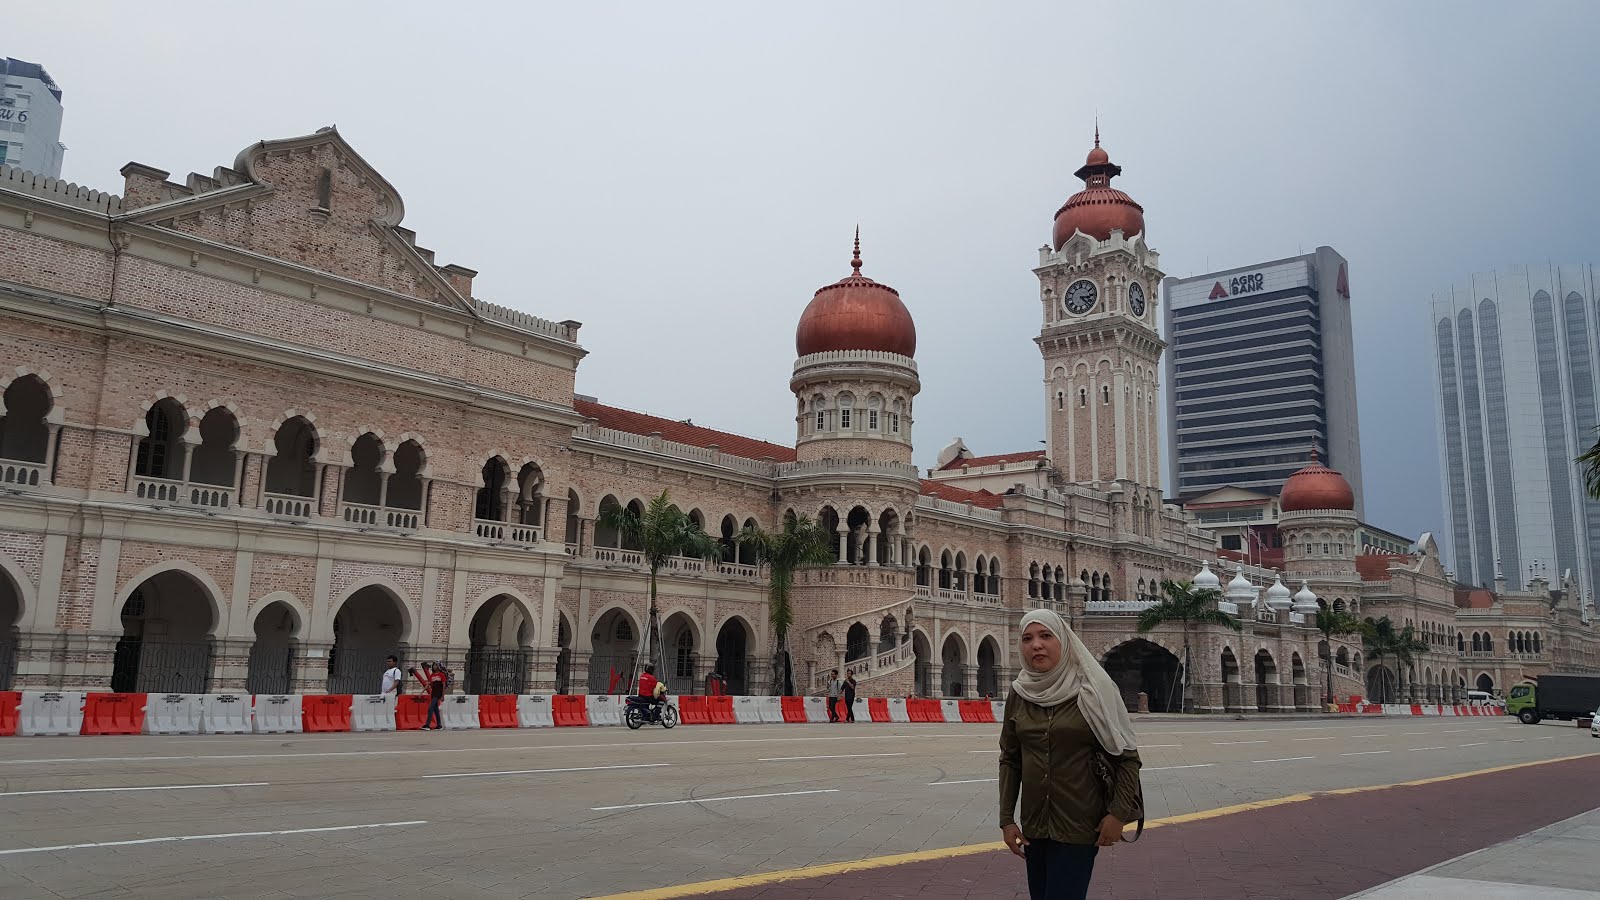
[827,697,839,722]
[424,696,442,729]
[843,694,856,721]
[1024,839,1098,900]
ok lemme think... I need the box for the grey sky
[22,1,1600,545]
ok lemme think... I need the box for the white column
[836,526,849,564]
[866,529,878,566]
[1113,370,1127,482]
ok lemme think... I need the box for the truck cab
[1508,684,1535,723]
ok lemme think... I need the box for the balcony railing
[134,476,235,510]
[341,501,420,531]
[1084,600,1157,616]
[715,561,759,578]
[1462,649,1494,658]
[473,520,540,545]
[0,460,46,487]
[262,492,315,519]
[592,547,645,566]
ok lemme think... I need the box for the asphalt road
[0,715,1592,899]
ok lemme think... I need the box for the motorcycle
[624,695,678,729]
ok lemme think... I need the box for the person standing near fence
[413,662,445,730]
[827,669,842,723]
[381,655,403,698]
[842,670,858,723]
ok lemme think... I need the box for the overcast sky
[23,1,1600,548]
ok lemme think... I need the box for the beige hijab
[1010,609,1139,755]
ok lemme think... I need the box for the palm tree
[1579,426,1600,500]
[1314,606,1363,705]
[595,491,723,691]
[1361,617,1429,703]
[737,514,835,696]
[1136,579,1241,712]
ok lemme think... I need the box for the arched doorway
[247,600,299,694]
[1220,648,1242,712]
[466,594,531,695]
[1476,672,1494,694]
[1367,665,1398,704]
[662,612,699,695]
[588,607,639,694]
[715,617,753,695]
[0,566,20,690]
[1103,639,1182,712]
[845,622,871,664]
[555,612,573,695]
[941,633,967,698]
[112,569,217,693]
[912,630,932,696]
[878,615,899,654]
[1254,649,1278,711]
[328,585,409,694]
[976,636,1002,698]
[1291,653,1309,709]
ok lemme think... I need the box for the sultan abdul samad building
[0,128,1594,708]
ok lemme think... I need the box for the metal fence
[465,648,527,695]
[0,635,15,691]
[326,647,391,695]
[246,644,295,695]
[586,654,638,695]
[111,638,214,694]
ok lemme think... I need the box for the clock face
[1063,279,1098,315]
[1128,282,1146,316]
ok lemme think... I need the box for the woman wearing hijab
[999,609,1142,900]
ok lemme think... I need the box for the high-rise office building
[1431,265,1599,597]
[0,57,65,178]
[1163,247,1363,513]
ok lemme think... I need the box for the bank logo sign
[1208,272,1266,300]
[1170,259,1312,311]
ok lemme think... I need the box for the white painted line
[1145,764,1215,771]
[929,778,998,785]
[968,749,999,753]
[1341,750,1390,756]
[1403,732,1429,736]
[1292,737,1338,742]
[1530,736,1558,741]
[0,820,425,856]
[1252,757,1315,763]
[0,782,267,798]
[592,789,839,811]
[1212,740,1267,745]
[1442,729,1475,733]
[1140,744,1182,749]
[424,764,668,779]
[1408,746,1446,752]
[1458,742,1489,747]
[757,753,907,762]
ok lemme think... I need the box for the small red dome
[795,233,916,358]
[1280,448,1355,512]
[1051,134,1145,248]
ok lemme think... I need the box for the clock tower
[1035,132,1165,491]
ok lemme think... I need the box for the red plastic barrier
[868,697,890,723]
[553,694,589,727]
[706,695,735,725]
[959,700,995,724]
[302,694,353,733]
[478,694,518,728]
[81,692,147,735]
[780,696,807,724]
[0,691,20,736]
[1410,704,1424,716]
[1362,704,1383,714]
[395,694,428,730]
[674,695,705,725]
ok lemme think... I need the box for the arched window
[1457,632,1465,652]
[954,552,968,592]
[938,551,952,590]
[674,629,695,679]
[516,462,544,528]
[136,399,187,480]
[265,417,318,497]
[1483,633,1493,653]
[1533,633,1541,654]
[1028,563,1040,599]
[190,407,239,487]
[1053,566,1065,600]
[475,457,510,521]
[1079,388,1087,407]
[1102,385,1110,404]
[837,393,854,430]
[343,433,385,505]
[0,375,53,464]
[388,440,425,511]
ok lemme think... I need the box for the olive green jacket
[998,692,1142,843]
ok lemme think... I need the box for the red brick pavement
[685,755,1600,900]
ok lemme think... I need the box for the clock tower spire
[1035,132,1165,492]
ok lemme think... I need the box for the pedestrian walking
[999,609,1143,900]
[827,668,842,723]
[842,670,857,723]
[413,661,446,730]
[381,655,404,698]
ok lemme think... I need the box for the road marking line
[0,782,267,798]
[1145,764,1215,771]
[929,778,998,785]
[592,789,839,811]
[424,764,669,779]
[583,752,1600,900]
[967,749,999,753]
[1458,742,1489,747]
[1212,740,1267,745]
[1140,744,1182,748]
[758,753,907,762]
[1341,750,1390,756]
[1252,757,1314,763]
[0,820,425,857]
[1292,737,1338,741]
[1403,732,1429,735]
[1408,747,1446,752]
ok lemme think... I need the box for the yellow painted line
[585,751,1600,900]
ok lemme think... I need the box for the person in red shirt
[637,664,666,721]
[412,661,447,730]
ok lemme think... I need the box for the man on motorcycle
[637,664,668,722]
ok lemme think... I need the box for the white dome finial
[1193,560,1221,590]
[1292,579,1319,614]
[1265,572,1293,611]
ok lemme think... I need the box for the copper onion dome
[1051,128,1146,249]
[1279,446,1356,512]
[795,229,917,358]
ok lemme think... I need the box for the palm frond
[1578,426,1600,501]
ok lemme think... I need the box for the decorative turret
[1292,580,1320,615]
[1264,573,1293,611]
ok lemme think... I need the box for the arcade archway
[247,599,300,694]
[328,585,410,694]
[466,594,532,695]
[715,617,753,696]
[1103,639,1182,712]
[113,569,218,693]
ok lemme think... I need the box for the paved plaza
[0,715,1596,898]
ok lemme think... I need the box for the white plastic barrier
[442,694,480,730]
[1381,704,1411,717]
[804,696,829,723]
[991,700,1006,722]
[586,694,621,726]
[201,693,252,733]
[19,690,86,736]
[517,694,555,728]
[757,695,785,724]
[940,700,962,723]
[352,694,397,732]
[887,697,910,723]
[143,693,203,734]
[733,695,763,724]
[252,694,303,734]
[853,698,871,722]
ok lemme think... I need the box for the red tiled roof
[919,479,1004,509]
[573,399,796,463]
[1455,587,1497,609]
[1357,554,1408,581]
[937,450,1046,471]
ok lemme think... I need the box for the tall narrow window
[1057,392,1064,409]
[1102,385,1110,404]
[891,413,900,433]
[868,410,878,430]
[315,168,333,210]
[816,410,826,431]
[1079,389,1087,407]
[840,408,851,429]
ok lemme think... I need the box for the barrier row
[0,691,1011,737]
[1332,701,1505,717]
